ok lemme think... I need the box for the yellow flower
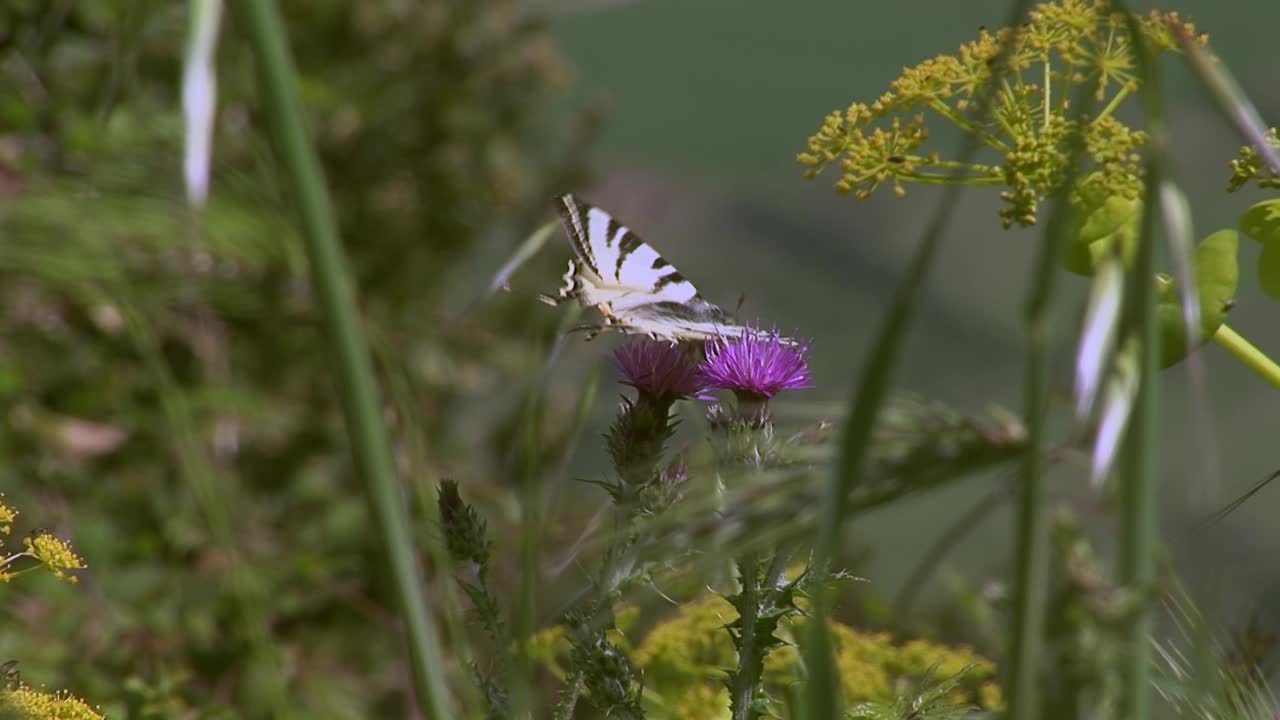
[24,534,85,583]
[0,685,104,720]
[632,595,1002,718]
[0,498,16,536]
[799,0,1205,228]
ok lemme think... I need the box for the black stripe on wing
[614,230,643,280]
[555,194,598,276]
[653,271,687,292]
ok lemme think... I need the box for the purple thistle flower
[611,339,704,399]
[700,329,812,401]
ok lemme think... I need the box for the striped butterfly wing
[550,194,748,342]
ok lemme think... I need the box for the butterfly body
[545,194,773,343]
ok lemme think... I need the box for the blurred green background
[548,0,1280,623]
[1,0,1278,716]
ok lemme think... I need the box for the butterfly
[542,194,779,344]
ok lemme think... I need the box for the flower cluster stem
[1212,323,1280,391]
[892,173,1006,186]
[1117,12,1163,718]
[927,99,1012,153]
[1094,83,1135,123]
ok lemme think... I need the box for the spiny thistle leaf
[437,480,506,641]
[723,557,808,720]
[568,619,645,719]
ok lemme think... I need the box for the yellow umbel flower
[0,498,16,536]
[633,595,1003,719]
[24,534,85,584]
[0,685,104,720]
[800,0,1207,228]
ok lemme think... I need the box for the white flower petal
[182,0,224,207]
[1075,259,1124,421]
[1159,180,1201,343]
[1091,338,1139,488]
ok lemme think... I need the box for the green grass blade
[226,1,452,715]
[1176,28,1280,177]
[800,4,1033,716]
[487,219,558,299]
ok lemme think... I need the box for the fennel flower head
[700,329,812,402]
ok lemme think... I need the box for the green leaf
[1238,198,1280,245]
[1063,180,1142,276]
[1158,229,1239,367]
[1235,195,1280,299]
[1259,241,1280,298]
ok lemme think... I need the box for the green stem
[1007,64,1100,720]
[927,98,1012,154]
[919,157,1003,173]
[1006,312,1052,720]
[227,1,451,716]
[1213,323,1280,391]
[1042,59,1051,129]
[894,172,1006,186]
[1094,82,1135,123]
[1117,12,1162,719]
[730,552,763,720]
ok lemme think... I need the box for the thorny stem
[730,552,763,720]
[927,99,1012,154]
[763,544,795,591]
[1213,323,1280,391]
[552,667,585,720]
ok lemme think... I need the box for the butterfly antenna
[734,293,746,323]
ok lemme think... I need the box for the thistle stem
[551,667,585,720]
[730,552,763,720]
[1212,323,1280,391]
